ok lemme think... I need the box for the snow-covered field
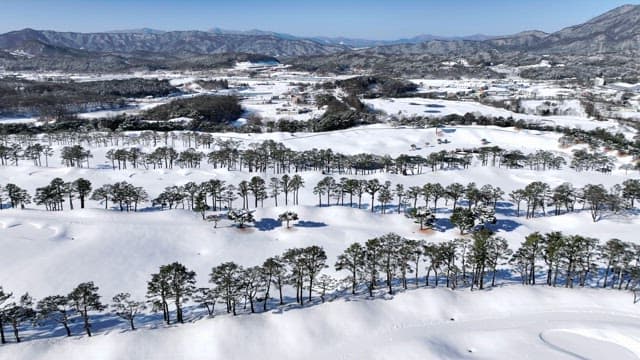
[3,286,639,360]
[364,97,628,133]
[1,73,640,358]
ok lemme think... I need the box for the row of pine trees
[1,230,639,345]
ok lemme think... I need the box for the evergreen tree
[193,191,209,220]
[2,184,31,209]
[209,262,243,315]
[335,243,365,294]
[159,262,196,324]
[312,274,337,303]
[68,282,104,337]
[408,207,436,230]
[147,271,172,324]
[377,182,393,214]
[111,292,146,330]
[262,256,286,308]
[450,207,475,234]
[242,266,266,313]
[0,287,13,344]
[36,295,74,337]
[277,210,299,228]
[227,209,255,228]
[91,184,113,210]
[193,287,217,316]
[365,179,382,212]
[72,178,92,209]
[302,246,328,302]
[4,293,35,343]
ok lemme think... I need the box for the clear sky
[0,0,636,39]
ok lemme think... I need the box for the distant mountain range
[205,28,497,48]
[0,4,638,73]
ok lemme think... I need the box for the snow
[1,126,638,286]
[364,97,625,132]
[231,117,247,127]
[1,71,640,358]
[0,116,40,124]
[519,99,586,117]
[1,286,639,360]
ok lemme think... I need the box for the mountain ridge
[0,4,639,75]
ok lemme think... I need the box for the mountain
[0,4,639,75]
[308,34,496,48]
[0,29,347,57]
[107,28,167,35]
[204,27,496,48]
[486,30,549,49]
[207,27,301,41]
[533,4,640,54]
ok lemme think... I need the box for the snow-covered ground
[1,72,640,358]
[364,97,628,133]
[2,286,639,360]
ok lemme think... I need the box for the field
[1,71,640,359]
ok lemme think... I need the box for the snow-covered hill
[2,286,639,359]
[0,123,639,358]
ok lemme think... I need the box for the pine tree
[335,243,365,294]
[159,262,196,324]
[5,293,35,343]
[582,184,609,222]
[312,274,337,303]
[91,184,113,209]
[72,178,92,209]
[408,207,436,230]
[193,288,217,316]
[262,257,286,308]
[147,271,172,324]
[450,207,475,234]
[242,266,266,313]
[111,293,146,330]
[377,182,393,214]
[36,295,74,337]
[277,210,299,228]
[379,233,402,294]
[301,246,328,302]
[0,287,13,344]
[269,177,282,206]
[193,191,209,220]
[209,262,243,315]
[365,179,382,212]
[227,209,255,228]
[68,282,105,337]
[363,237,381,296]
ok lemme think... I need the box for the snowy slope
[0,122,639,358]
[1,287,639,360]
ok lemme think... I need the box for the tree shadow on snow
[433,218,454,232]
[294,221,327,228]
[486,219,521,232]
[254,218,281,231]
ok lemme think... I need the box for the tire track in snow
[538,331,589,360]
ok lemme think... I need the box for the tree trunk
[603,265,610,288]
[0,318,5,344]
[63,322,71,336]
[12,322,19,343]
[84,314,92,337]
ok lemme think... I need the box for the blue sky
[0,0,636,39]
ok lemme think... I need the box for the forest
[0,78,178,118]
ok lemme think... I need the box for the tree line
[2,178,639,225]
[0,137,630,177]
[1,230,639,345]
